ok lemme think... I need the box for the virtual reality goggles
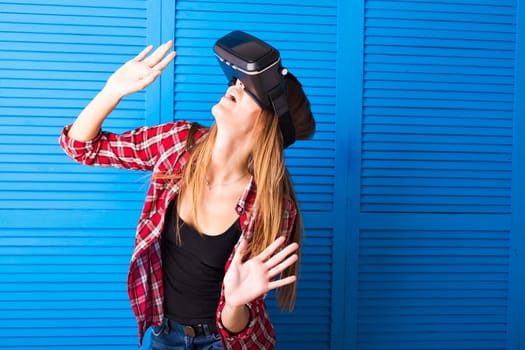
[214,30,296,148]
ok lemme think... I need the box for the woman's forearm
[220,302,250,334]
[67,87,122,141]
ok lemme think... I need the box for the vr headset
[213,30,296,148]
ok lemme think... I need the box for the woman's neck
[207,131,251,185]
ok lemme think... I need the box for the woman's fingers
[265,242,298,270]
[153,51,176,71]
[144,40,174,67]
[269,253,298,279]
[268,275,297,290]
[133,45,154,62]
[257,236,287,262]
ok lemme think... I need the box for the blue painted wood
[0,1,164,349]
[343,1,365,350]
[355,1,519,349]
[508,0,525,348]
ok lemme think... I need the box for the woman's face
[211,79,262,135]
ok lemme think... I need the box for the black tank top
[161,199,242,324]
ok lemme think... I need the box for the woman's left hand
[223,236,299,307]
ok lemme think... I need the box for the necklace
[205,173,249,191]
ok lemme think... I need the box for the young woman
[59,37,315,350]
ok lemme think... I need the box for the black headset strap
[269,84,296,148]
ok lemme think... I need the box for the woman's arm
[67,41,175,142]
[59,41,177,170]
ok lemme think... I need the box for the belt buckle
[182,325,196,337]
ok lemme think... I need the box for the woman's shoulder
[149,120,210,170]
[151,120,210,144]
[154,120,206,133]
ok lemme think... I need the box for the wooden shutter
[356,0,517,349]
[172,1,338,349]
[0,1,165,349]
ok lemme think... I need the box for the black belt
[167,319,218,338]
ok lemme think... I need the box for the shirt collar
[236,176,256,214]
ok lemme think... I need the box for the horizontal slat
[175,11,335,25]
[366,8,516,24]
[365,26,515,42]
[365,62,514,76]
[0,200,145,210]
[363,142,511,154]
[358,280,508,290]
[357,331,506,342]
[365,45,514,60]
[0,299,131,310]
[360,213,511,229]
[365,92,513,105]
[362,159,511,170]
[0,246,134,256]
[175,28,335,44]
[0,336,136,347]
[357,321,507,332]
[0,255,130,265]
[1,191,146,201]
[176,1,336,16]
[359,289,507,299]
[0,97,143,110]
[366,36,515,51]
[0,22,145,36]
[0,282,127,292]
[362,150,510,162]
[366,0,516,15]
[360,235,508,247]
[364,71,513,85]
[1,3,145,16]
[1,12,146,27]
[376,0,514,6]
[359,272,508,282]
[174,18,336,35]
[358,298,507,307]
[0,317,136,328]
[366,17,515,32]
[0,0,146,8]
[0,346,133,350]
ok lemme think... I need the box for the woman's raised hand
[104,40,176,99]
[223,236,299,308]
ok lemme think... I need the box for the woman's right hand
[65,41,176,142]
[104,40,176,99]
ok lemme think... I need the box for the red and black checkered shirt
[59,120,296,349]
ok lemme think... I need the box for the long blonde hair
[172,74,315,311]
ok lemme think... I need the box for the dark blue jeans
[150,318,223,350]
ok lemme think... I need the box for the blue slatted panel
[173,1,337,349]
[0,1,154,349]
[358,0,516,349]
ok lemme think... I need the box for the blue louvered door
[4,0,522,349]
[0,0,340,349]
[347,1,521,349]
[0,1,169,349]
[171,1,338,349]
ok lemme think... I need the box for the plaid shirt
[59,120,296,349]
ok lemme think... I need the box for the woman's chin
[211,101,232,121]
[211,103,223,120]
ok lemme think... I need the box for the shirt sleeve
[216,296,276,350]
[58,121,190,171]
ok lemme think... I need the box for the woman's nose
[236,79,244,89]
